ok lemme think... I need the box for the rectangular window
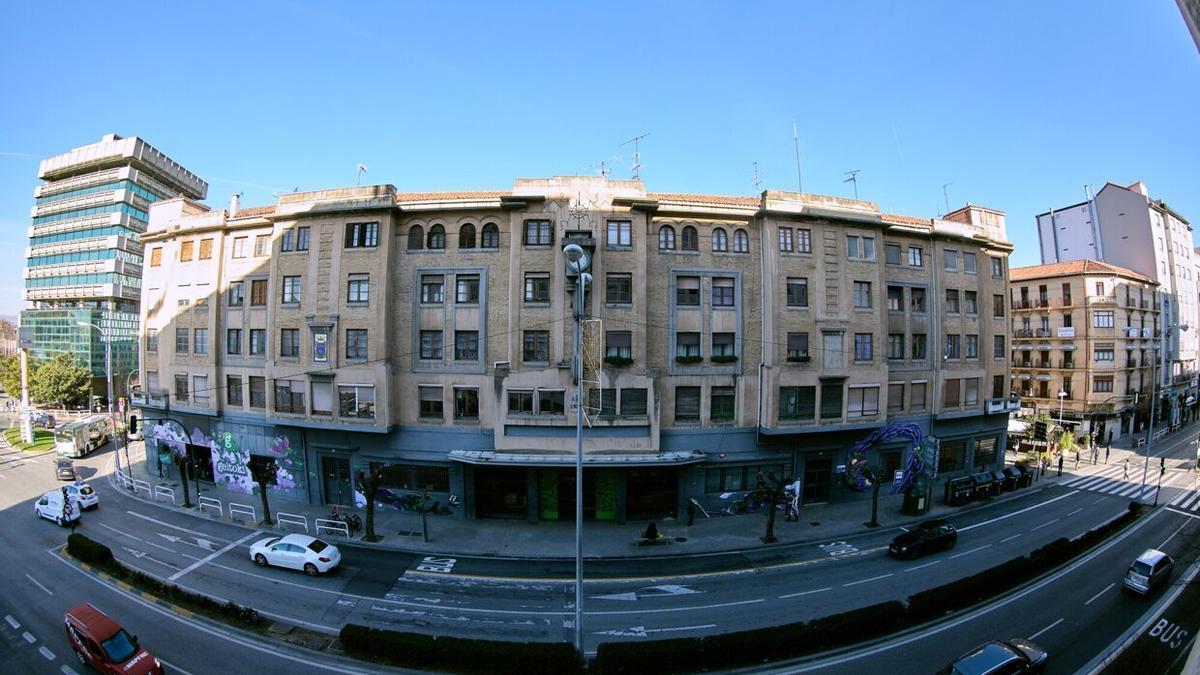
[993,335,1005,358]
[280,328,300,358]
[193,328,208,355]
[712,332,735,357]
[888,383,905,413]
[273,380,305,413]
[911,382,927,411]
[885,243,902,265]
[853,281,872,309]
[228,281,244,307]
[174,375,188,402]
[606,273,632,304]
[245,329,264,356]
[346,274,369,303]
[712,277,736,307]
[606,220,631,247]
[887,286,903,311]
[911,287,926,313]
[524,272,550,303]
[965,334,978,359]
[847,234,876,260]
[281,228,295,252]
[711,386,735,422]
[538,390,565,416]
[146,328,158,352]
[964,291,978,315]
[454,388,480,420]
[778,228,793,253]
[588,388,616,417]
[227,375,243,406]
[675,387,701,421]
[820,381,843,419]
[605,331,631,359]
[175,327,188,354]
[993,294,1005,317]
[945,289,960,313]
[943,379,961,407]
[250,279,268,306]
[1094,377,1114,393]
[1095,281,1105,295]
[523,220,552,246]
[847,386,880,418]
[227,328,242,355]
[455,331,479,360]
[254,234,270,257]
[945,334,962,359]
[421,275,445,304]
[991,257,1004,278]
[346,329,368,360]
[786,278,808,307]
[296,226,310,251]
[675,332,701,358]
[232,237,248,259]
[420,386,444,419]
[965,378,979,406]
[963,252,977,274]
[1094,345,1114,361]
[944,249,957,270]
[344,222,379,248]
[939,440,966,473]
[621,388,648,416]
[796,228,812,253]
[908,246,923,267]
[523,330,550,362]
[676,276,700,306]
[854,333,873,362]
[779,386,816,421]
[420,331,443,360]
[198,238,213,260]
[823,332,843,369]
[787,332,809,360]
[912,333,927,360]
[339,385,375,418]
[993,375,1005,399]
[888,333,905,360]
[248,376,266,408]
[456,274,480,303]
[1094,310,1114,327]
[150,247,162,267]
[281,276,301,304]
[180,240,194,262]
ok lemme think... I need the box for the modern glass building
[21,134,207,402]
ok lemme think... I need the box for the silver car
[1124,548,1174,595]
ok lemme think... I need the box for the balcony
[985,397,1021,414]
[1035,329,1052,338]
[1058,359,1076,369]
[131,390,168,410]
[1014,329,1034,338]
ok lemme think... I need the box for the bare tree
[355,465,386,542]
[753,471,793,544]
[249,456,279,526]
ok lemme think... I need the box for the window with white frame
[347,273,369,303]
[847,234,876,260]
[606,220,631,247]
[847,386,880,417]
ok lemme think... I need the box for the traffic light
[1034,421,1047,441]
[1161,457,1167,475]
[128,415,138,434]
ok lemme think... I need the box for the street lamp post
[1140,323,1188,503]
[563,243,591,661]
[78,320,127,479]
[1058,390,1067,431]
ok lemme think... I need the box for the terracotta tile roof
[1010,259,1156,284]
[394,191,506,203]
[230,205,274,218]
[882,213,932,226]
[647,192,760,207]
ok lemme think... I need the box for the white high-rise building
[1036,182,1196,424]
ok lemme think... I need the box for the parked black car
[937,638,1048,674]
[944,476,976,506]
[889,519,958,559]
[970,471,1000,498]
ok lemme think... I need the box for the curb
[58,546,196,621]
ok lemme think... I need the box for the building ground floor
[136,407,1011,523]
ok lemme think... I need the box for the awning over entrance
[449,449,706,467]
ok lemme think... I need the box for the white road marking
[779,587,832,599]
[950,544,993,559]
[1066,508,1082,517]
[1166,507,1200,520]
[1029,617,1064,640]
[125,511,232,544]
[1030,518,1059,532]
[157,659,197,675]
[1159,521,1189,550]
[593,591,638,601]
[958,491,1078,533]
[39,646,55,660]
[589,598,765,617]
[168,531,259,582]
[22,631,35,643]
[61,665,79,675]
[4,614,18,629]
[999,534,1022,543]
[147,541,177,553]
[1084,583,1115,606]
[593,623,716,637]
[903,561,941,572]
[25,574,53,595]
[843,573,893,587]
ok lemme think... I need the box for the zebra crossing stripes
[1169,481,1200,512]
[1060,464,1191,500]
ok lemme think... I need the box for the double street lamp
[77,320,130,478]
[563,243,591,660]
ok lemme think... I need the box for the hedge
[339,624,581,674]
[68,533,114,567]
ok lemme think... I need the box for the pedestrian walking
[1105,445,1111,464]
[1123,458,1130,480]
[1074,450,1080,470]
[1057,454,1063,477]
[686,499,696,527]
[1091,446,1099,465]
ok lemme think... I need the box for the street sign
[893,470,904,486]
[18,327,33,350]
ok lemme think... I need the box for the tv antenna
[792,121,803,193]
[621,133,650,181]
[942,182,953,213]
[843,170,861,200]
[753,161,767,191]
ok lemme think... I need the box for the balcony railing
[1035,329,1051,337]
[985,397,1021,414]
[1014,329,1034,338]
[1058,359,1076,369]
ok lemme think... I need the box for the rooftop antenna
[792,121,803,193]
[621,133,650,181]
[942,182,953,213]
[598,160,612,179]
[356,163,368,186]
[843,170,860,200]
[752,161,766,191]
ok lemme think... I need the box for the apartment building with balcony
[21,134,207,398]
[135,177,1013,521]
[1010,260,1160,442]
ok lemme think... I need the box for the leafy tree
[0,354,39,401]
[30,352,90,409]
[355,465,387,542]
[1058,430,1075,454]
[249,456,279,526]
[752,470,793,544]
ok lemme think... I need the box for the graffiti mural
[843,422,932,494]
[264,434,302,495]
[212,432,254,494]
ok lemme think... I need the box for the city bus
[54,415,112,458]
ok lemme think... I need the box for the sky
[1,1,1197,318]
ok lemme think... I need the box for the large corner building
[21,134,207,399]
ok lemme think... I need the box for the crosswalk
[1059,463,1198,502]
[1168,478,1200,513]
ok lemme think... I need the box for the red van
[64,603,164,674]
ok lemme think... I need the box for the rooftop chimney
[1128,181,1149,197]
[229,193,240,217]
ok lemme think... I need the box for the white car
[64,481,99,510]
[35,489,81,526]
[249,534,341,576]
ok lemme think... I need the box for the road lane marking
[98,522,145,542]
[1166,507,1200,520]
[61,665,79,675]
[4,614,18,628]
[1159,521,1188,550]
[999,534,1022,543]
[958,491,1078,533]
[779,587,831,599]
[1028,617,1064,639]
[1066,508,1082,517]
[22,631,35,643]
[589,598,765,617]
[158,659,197,675]
[125,511,233,544]
[25,574,53,595]
[147,541,177,554]
[39,646,55,660]
[1030,518,1059,531]
[843,573,893,587]
[1091,496,1107,504]
[592,623,717,637]
[1084,582,1115,606]
[904,561,941,572]
[168,531,259,582]
[949,544,993,559]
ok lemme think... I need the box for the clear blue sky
[1,1,1197,317]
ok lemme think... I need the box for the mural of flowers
[265,434,303,495]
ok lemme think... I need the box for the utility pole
[18,326,33,445]
[792,122,803,193]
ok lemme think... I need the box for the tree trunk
[762,494,779,543]
[868,480,881,528]
[179,458,192,508]
[258,481,272,525]
[364,485,378,542]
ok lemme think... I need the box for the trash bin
[970,472,1000,498]
[944,476,976,506]
[1010,464,1034,488]
[902,475,931,515]
[993,469,1016,492]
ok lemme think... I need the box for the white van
[35,488,81,526]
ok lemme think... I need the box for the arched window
[712,228,728,252]
[658,225,676,251]
[459,223,476,249]
[734,228,749,253]
[681,225,698,251]
[427,224,446,249]
[407,225,424,250]
[481,222,500,248]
